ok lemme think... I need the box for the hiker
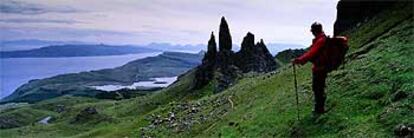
[292,22,328,115]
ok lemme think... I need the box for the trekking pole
[293,64,300,121]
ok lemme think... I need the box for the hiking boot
[314,107,326,114]
[312,111,322,118]
[311,108,326,118]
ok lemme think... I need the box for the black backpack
[322,36,349,72]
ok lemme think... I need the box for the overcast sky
[1,0,338,46]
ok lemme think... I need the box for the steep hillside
[134,2,413,137]
[0,1,412,138]
[0,66,207,137]
[334,0,398,35]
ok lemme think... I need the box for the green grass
[130,4,414,137]
[0,67,212,137]
[0,3,413,138]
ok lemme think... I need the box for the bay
[0,52,161,99]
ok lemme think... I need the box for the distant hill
[146,43,206,53]
[1,40,302,56]
[1,39,87,46]
[274,48,306,65]
[266,43,305,55]
[0,39,89,51]
[0,44,160,58]
[0,40,206,54]
[0,51,204,103]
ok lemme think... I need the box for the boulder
[72,107,99,123]
[394,123,414,137]
[56,104,65,113]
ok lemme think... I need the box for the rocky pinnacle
[219,17,232,51]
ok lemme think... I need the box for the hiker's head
[311,22,323,36]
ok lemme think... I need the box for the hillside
[0,1,413,137]
[135,2,413,136]
[1,52,203,103]
[0,39,89,51]
[142,2,412,137]
[274,49,306,65]
[0,44,159,58]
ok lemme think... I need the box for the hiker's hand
[292,58,302,65]
[292,58,306,65]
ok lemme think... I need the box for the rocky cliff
[334,0,400,35]
[194,33,217,89]
[235,33,277,73]
[194,17,277,91]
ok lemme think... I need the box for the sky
[1,0,339,47]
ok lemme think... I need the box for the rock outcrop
[235,33,277,73]
[74,107,98,123]
[334,0,398,35]
[219,17,232,51]
[194,17,277,92]
[194,33,218,89]
[0,116,20,129]
[71,107,111,124]
[205,32,218,64]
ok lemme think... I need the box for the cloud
[1,0,338,46]
[0,27,136,44]
[0,18,81,24]
[0,0,80,15]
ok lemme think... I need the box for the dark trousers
[312,71,327,113]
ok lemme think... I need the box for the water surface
[0,52,161,99]
[92,76,178,91]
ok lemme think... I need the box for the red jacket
[296,33,327,72]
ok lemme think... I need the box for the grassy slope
[0,68,214,137]
[132,3,413,137]
[0,3,412,138]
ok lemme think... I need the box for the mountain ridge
[2,40,303,56]
[0,44,159,58]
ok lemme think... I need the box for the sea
[0,52,161,99]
